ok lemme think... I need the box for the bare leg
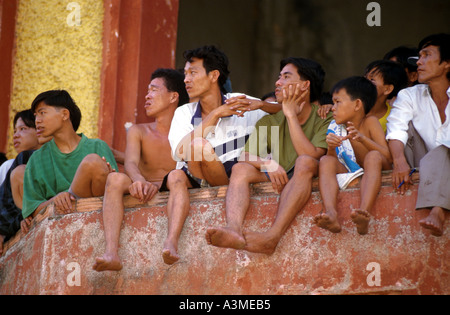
[163,170,193,265]
[187,138,229,187]
[93,172,131,272]
[420,207,446,237]
[245,155,319,255]
[206,162,268,249]
[11,165,26,210]
[70,154,111,198]
[314,155,346,233]
[352,151,383,235]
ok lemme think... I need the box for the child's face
[331,89,358,125]
[34,102,67,138]
[13,117,39,154]
[365,69,389,99]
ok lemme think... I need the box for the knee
[166,170,189,190]
[11,165,26,184]
[189,138,215,162]
[296,155,318,172]
[80,154,110,174]
[230,162,255,182]
[319,155,335,166]
[293,155,318,178]
[105,172,129,190]
[364,151,383,167]
[80,154,104,169]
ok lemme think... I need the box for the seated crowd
[0,33,448,273]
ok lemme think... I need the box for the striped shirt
[168,93,268,177]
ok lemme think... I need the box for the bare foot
[351,209,370,235]
[93,253,123,272]
[313,211,341,233]
[162,241,179,265]
[419,207,445,237]
[205,227,246,249]
[243,231,278,255]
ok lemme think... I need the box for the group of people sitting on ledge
[0,33,448,273]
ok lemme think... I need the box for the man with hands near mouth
[206,57,333,255]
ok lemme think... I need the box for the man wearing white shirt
[387,33,450,237]
[161,45,280,264]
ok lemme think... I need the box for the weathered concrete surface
[0,174,449,295]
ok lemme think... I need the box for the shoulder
[128,123,151,136]
[309,103,333,128]
[395,84,428,102]
[80,134,110,150]
[364,115,381,126]
[174,101,198,116]
[254,110,285,127]
[362,116,384,134]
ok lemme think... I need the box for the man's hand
[262,160,289,194]
[20,217,33,234]
[392,159,412,195]
[318,104,333,119]
[225,95,263,116]
[52,192,76,214]
[102,156,116,173]
[129,180,159,204]
[282,83,308,118]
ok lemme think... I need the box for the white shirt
[169,93,268,170]
[386,84,450,150]
[0,159,14,186]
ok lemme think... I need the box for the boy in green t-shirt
[21,90,117,232]
[206,57,333,254]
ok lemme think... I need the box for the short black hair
[31,90,82,131]
[280,57,325,103]
[261,91,276,101]
[331,76,377,115]
[13,109,36,129]
[383,46,419,73]
[151,68,190,107]
[183,45,230,94]
[418,33,450,80]
[365,60,408,99]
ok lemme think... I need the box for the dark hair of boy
[261,91,276,101]
[31,90,82,131]
[183,45,231,94]
[319,92,333,105]
[151,68,190,107]
[13,109,36,129]
[365,60,409,99]
[418,33,450,80]
[331,76,378,115]
[280,57,325,103]
[383,46,419,73]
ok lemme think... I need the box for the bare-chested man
[93,68,189,272]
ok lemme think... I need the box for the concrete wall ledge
[0,171,449,295]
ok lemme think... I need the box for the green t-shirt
[244,103,333,171]
[22,134,118,218]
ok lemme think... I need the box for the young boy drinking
[313,76,392,235]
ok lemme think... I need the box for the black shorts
[159,160,238,192]
[159,167,202,192]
